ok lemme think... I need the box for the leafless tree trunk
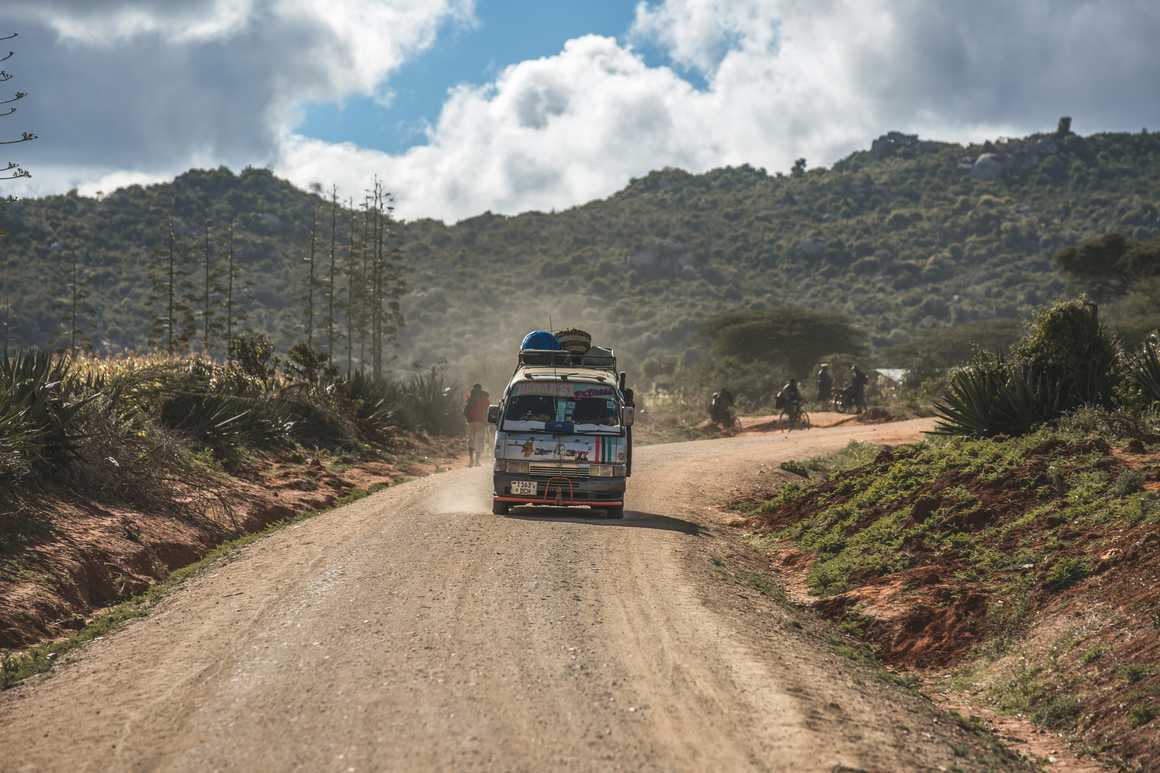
[225,221,235,352]
[346,198,356,378]
[202,221,212,355]
[327,185,338,359]
[304,204,318,349]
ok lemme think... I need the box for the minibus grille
[529,463,590,478]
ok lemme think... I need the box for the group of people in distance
[710,363,870,428]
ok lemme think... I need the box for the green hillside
[2,126,1159,387]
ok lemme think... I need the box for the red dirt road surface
[0,418,1030,772]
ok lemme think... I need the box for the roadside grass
[734,418,1160,767]
[0,485,377,690]
[745,428,1160,598]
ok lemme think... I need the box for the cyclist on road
[777,378,803,420]
[708,388,736,426]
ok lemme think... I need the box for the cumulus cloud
[3,0,474,193]
[5,0,1160,221]
[280,36,717,218]
[276,0,1160,221]
[631,0,780,72]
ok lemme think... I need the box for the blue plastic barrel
[520,330,561,351]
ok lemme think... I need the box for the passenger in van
[509,395,554,422]
[573,398,616,426]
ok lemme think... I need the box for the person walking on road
[815,364,832,408]
[464,383,490,467]
[851,365,869,414]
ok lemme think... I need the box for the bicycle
[831,387,858,414]
[778,402,810,431]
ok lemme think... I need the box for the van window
[503,382,621,433]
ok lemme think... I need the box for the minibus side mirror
[623,406,635,427]
[487,404,500,424]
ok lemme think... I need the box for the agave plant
[336,370,403,437]
[159,390,293,448]
[932,363,1063,437]
[401,367,461,435]
[1128,336,1160,406]
[0,350,98,476]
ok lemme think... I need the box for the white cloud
[7,1,1160,221]
[279,36,718,219]
[6,0,256,44]
[279,1,1160,221]
[630,0,780,73]
[4,0,475,194]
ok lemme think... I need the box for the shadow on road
[505,508,701,535]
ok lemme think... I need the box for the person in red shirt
[463,383,491,467]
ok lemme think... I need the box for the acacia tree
[701,307,864,377]
[1054,232,1160,300]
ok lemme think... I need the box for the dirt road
[0,418,1024,772]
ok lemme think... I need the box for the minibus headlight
[589,464,626,478]
[502,460,530,474]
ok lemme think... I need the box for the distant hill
[2,127,1159,386]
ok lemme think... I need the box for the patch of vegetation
[0,345,461,496]
[1110,468,1145,497]
[1080,645,1107,664]
[779,460,810,477]
[1044,557,1091,592]
[1129,702,1157,728]
[764,426,1157,596]
[1119,663,1154,684]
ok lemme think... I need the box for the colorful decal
[499,432,622,464]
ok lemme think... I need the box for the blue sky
[300,1,671,154]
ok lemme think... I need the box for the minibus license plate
[510,481,538,496]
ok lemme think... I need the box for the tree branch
[0,131,36,144]
[1,92,26,105]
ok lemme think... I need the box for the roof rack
[518,345,617,372]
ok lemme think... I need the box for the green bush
[934,300,1122,437]
[1044,556,1090,591]
[1111,469,1145,497]
[1009,299,1120,409]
